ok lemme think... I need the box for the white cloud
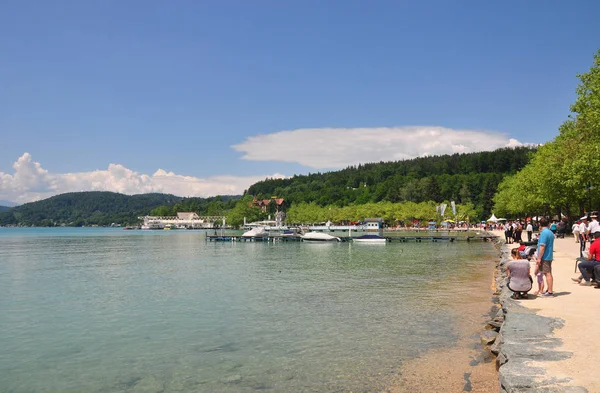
[232,126,530,169]
[0,153,284,204]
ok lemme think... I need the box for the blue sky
[1,0,599,203]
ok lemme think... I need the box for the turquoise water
[0,228,496,392]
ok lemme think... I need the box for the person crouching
[572,231,600,287]
[508,248,533,299]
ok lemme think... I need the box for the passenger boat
[242,227,268,238]
[352,234,387,243]
[301,232,341,242]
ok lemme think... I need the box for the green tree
[225,197,265,227]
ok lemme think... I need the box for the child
[530,250,544,295]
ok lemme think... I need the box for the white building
[139,212,225,229]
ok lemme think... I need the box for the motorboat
[301,232,341,242]
[242,227,268,238]
[352,234,387,243]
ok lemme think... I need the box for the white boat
[141,221,163,230]
[301,232,341,242]
[242,227,268,238]
[352,234,387,243]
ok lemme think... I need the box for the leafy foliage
[225,196,267,227]
[149,196,239,217]
[494,50,600,218]
[286,201,477,225]
[247,147,534,220]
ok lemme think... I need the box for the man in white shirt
[587,213,599,236]
[526,221,533,242]
[572,222,580,243]
[579,216,589,257]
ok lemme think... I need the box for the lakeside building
[252,196,286,213]
[139,212,225,229]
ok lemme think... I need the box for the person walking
[573,221,580,243]
[536,218,555,296]
[579,216,589,257]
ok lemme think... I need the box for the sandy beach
[501,231,600,391]
[388,240,500,393]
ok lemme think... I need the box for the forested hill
[247,146,536,218]
[0,206,10,212]
[0,192,239,227]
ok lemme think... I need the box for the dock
[205,234,497,243]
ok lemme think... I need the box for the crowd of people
[571,213,600,286]
[502,220,535,243]
[505,213,600,299]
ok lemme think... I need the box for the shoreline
[386,234,502,392]
[492,232,595,392]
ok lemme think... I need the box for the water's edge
[386,235,502,393]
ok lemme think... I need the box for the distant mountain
[0,192,180,227]
[0,191,240,226]
[0,200,18,207]
[0,191,239,227]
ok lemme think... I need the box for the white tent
[487,213,499,223]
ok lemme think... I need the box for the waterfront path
[500,231,600,392]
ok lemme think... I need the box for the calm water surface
[0,228,497,392]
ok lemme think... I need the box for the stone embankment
[484,242,587,393]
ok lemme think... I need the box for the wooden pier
[205,235,496,243]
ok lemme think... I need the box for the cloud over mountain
[0,153,284,203]
[233,126,527,169]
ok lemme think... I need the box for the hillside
[0,200,18,207]
[0,192,243,227]
[247,146,536,219]
[0,206,10,212]
[0,192,184,227]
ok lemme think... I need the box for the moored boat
[352,234,387,243]
[301,232,341,242]
[242,227,268,238]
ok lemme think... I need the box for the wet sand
[387,242,500,393]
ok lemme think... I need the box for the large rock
[480,330,499,345]
[490,332,502,355]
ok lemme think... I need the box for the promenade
[502,231,600,392]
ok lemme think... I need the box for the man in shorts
[573,231,600,286]
[537,217,555,296]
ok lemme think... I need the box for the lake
[0,228,497,392]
